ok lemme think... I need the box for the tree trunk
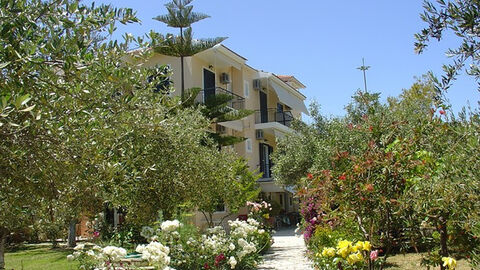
[0,230,7,270]
[68,219,77,248]
[439,217,449,270]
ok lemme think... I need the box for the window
[216,203,226,212]
[259,143,273,178]
[277,103,284,112]
[245,138,252,153]
[279,194,283,206]
[244,80,250,98]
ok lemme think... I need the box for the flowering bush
[246,201,272,222]
[138,219,269,270]
[136,241,171,269]
[313,239,382,270]
[246,201,274,253]
[69,218,271,270]
[67,243,136,270]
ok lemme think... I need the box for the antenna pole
[357,58,370,93]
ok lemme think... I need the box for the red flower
[204,263,210,269]
[215,254,226,267]
[439,109,446,115]
[338,174,346,181]
[307,173,313,179]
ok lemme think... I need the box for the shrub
[69,218,271,270]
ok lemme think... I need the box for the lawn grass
[385,253,472,270]
[4,244,78,270]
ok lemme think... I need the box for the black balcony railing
[255,108,294,127]
[195,87,245,110]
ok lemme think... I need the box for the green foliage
[415,0,480,93]
[194,157,261,227]
[153,28,227,58]
[309,226,353,253]
[273,77,480,269]
[153,0,209,29]
[152,0,226,97]
[181,88,254,147]
[0,1,248,269]
[0,1,152,262]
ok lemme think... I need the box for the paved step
[258,228,314,270]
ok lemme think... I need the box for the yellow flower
[442,257,457,270]
[321,247,336,257]
[362,241,372,251]
[353,241,363,252]
[337,240,353,250]
[347,252,364,265]
[263,213,270,219]
[336,240,353,258]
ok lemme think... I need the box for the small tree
[194,156,261,228]
[153,0,226,98]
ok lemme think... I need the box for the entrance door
[203,69,216,102]
[259,90,268,123]
[259,143,273,178]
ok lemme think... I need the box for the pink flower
[93,231,100,238]
[439,110,446,115]
[370,250,379,261]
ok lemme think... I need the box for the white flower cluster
[228,218,261,238]
[201,232,229,254]
[68,244,104,262]
[161,220,181,232]
[102,246,127,261]
[228,256,237,269]
[136,241,171,269]
[236,238,257,260]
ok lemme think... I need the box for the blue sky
[87,0,479,117]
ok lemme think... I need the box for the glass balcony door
[203,68,216,102]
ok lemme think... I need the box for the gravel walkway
[258,228,314,270]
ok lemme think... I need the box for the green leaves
[415,0,480,93]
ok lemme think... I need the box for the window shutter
[244,80,250,98]
[246,138,252,153]
[259,143,265,175]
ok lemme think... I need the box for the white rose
[73,244,85,251]
[161,220,181,232]
[229,256,237,269]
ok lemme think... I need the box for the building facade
[140,44,308,228]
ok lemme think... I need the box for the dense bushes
[69,218,271,270]
[273,79,480,269]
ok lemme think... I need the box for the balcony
[254,108,295,137]
[195,87,245,110]
[255,109,294,127]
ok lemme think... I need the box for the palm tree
[154,0,226,98]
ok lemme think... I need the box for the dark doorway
[203,68,216,102]
[259,90,268,123]
[259,143,273,178]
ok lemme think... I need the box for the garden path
[258,228,314,270]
